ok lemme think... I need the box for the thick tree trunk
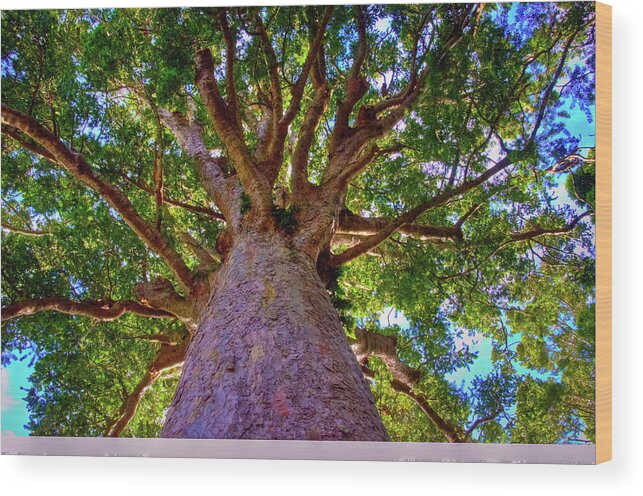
[161,230,389,441]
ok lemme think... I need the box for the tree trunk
[161,229,389,441]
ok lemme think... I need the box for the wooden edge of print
[595,1,612,465]
[1,436,596,464]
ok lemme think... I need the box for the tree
[1,3,596,442]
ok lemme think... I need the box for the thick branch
[336,208,462,243]
[136,277,198,331]
[327,22,580,266]
[352,329,463,442]
[105,340,187,437]
[1,105,195,293]
[331,234,385,257]
[545,153,595,174]
[152,123,164,231]
[2,125,56,162]
[352,328,421,386]
[325,6,477,187]
[218,10,240,122]
[290,57,330,196]
[332,6,368,141]
[195,49,272,214]
[256,6,333,185]
[156,107,240,225]
[1,298,174,323]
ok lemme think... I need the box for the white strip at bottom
[1,435,595,464]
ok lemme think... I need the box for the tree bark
[161,230,389,441]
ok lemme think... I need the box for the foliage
[271,205,299,235]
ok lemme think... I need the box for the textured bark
[136,277,199,331]
[351,328,421,386]
[161,230,389,440]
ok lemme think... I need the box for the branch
[336,208,462,243]
[328,22,582,265]
[545,153,595,174]
[436,211,592,282]
[329,155,513,266]
[1,221,50,237]
[352,328,420,385]
[195,49,272,214]
[352,328,463,443]
[1,105,195,294]
[119,172,224,220]
[136,277,198,331]
[1,298,175,323]
[105,340,187,437]
[464,409,502,440]
[152,122,164,231]
[334,144,404,186]
[331,234,384,257]
[332,5,368,140]
[156,107,241,225]
[2,125,56,162]
[290,51,330,197]
[256,6,333,185]
[509,211,591,242]
[218,10,240,123]
[324,6,475,185]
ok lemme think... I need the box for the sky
[1,355,32,436]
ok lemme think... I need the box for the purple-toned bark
[161,230,389,441]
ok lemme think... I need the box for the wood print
[1,1,611,463]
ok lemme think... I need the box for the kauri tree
[1,3,596,443]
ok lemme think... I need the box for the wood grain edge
[595,1,612,465]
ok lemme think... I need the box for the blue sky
[1,355,32,436]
